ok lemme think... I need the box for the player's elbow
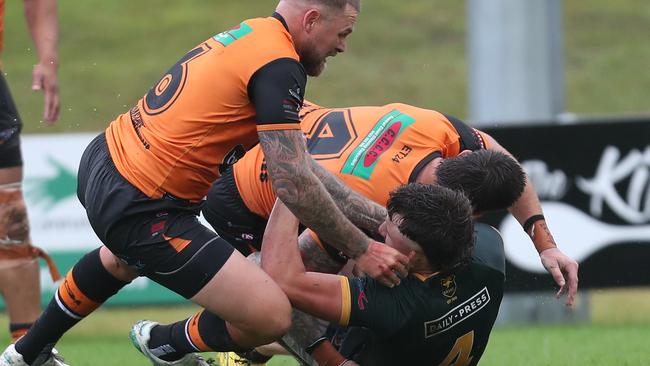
[270,174,310,208]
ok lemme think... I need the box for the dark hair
[436,149,525,213]
[387,183,474,272]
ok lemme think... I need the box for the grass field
[2,0,650,133]
[1,288,650,365]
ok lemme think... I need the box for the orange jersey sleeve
[105,16,302,201]
[234,103,475,217]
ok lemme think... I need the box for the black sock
[148,320,196,362]
[244,349,273,363]
[147,310,247,361]
[15,248,129,364]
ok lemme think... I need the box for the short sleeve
[443,114,487,151]
[341,276,409,335]
[248,58,307,131]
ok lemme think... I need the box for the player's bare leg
[0,168,41,342]
[190,250,291,348]
[135,250,292,364]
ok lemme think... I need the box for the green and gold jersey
[338,224,505,366]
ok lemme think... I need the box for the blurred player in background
[261,184,506,365]
[0,0,60,348]
[1,1,415,365]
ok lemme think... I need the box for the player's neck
[409,254,434,274]
[414,157,441,185]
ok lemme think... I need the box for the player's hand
[355,240,409,287]
[539,247,579,306]
[32,61,60,124]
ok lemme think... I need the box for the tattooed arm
[259,129,407,286]
[309,159,386,234]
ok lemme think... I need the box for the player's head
[382,183,474,273]
[435,149,526,214]
[276,0,361,76]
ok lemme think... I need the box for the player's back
[105,16,299,201]
[345,224,505,366]
[234,102,487,217]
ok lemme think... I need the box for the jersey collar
[272,12,290,32]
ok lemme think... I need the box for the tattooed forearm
[259,130,369,258]
[310,158,386,234]
[299,231,346,273]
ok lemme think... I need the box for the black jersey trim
[408,151,442,183]
[443,114,483,151]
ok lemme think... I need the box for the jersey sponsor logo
[129,107,150,149]
[282,84,303,119]
[341,109,415,180]
[424,287,491,338]
[213,22,253,47]
[391,145,412,164]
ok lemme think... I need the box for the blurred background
[1,0,649,365]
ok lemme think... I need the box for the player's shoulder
[470,223,506,275]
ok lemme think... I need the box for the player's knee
[99,245,138,281]
[240,289,291,343]
[0,187,29,245]
[262,296,292,340]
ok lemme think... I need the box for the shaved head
[279,0,361,12]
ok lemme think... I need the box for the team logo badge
[441,275,457,299]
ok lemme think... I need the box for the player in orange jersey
[2,1,414,366]
[206,101,578,306]
[0,0,61,364]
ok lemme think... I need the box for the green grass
[2,290,650,366]
[2,0,649,134]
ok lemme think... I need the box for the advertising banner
[1,133,184,307]
[482,119,650,291]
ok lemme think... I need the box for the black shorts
[203,167,268,256]
[0,74,23,168]
[77,133,235,298]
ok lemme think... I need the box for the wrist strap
[522,214,545,233]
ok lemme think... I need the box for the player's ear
[458,149,473,157]
[303,9,321,33]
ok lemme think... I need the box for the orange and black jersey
[233,101,489,218]
[337,224,505,366]
[106,13,305,201]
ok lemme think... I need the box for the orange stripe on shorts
[187,311,212,352]
[58,271,100,317]
[163,235,192,252]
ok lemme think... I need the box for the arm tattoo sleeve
[259,129,369,258]
[299,231,346,274]
[310,158,386,234]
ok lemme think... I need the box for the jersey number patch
[143,44,211,115]
[306,111,357,160]
[438,331,474,366]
